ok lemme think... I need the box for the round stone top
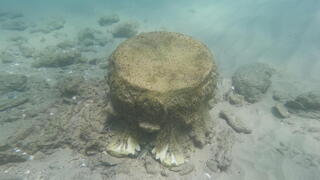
[110,31,215,93]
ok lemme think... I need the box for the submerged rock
[57,40,77,49]
[169,163,194,175]
[3,32,232,171]
[1,20,28,31]
[0,52,15,64]
[0,145,29,165]
[88,152,122,168]
[7,36,28,45]
[30,18,65,33]
[32,46,86,68]
[232,63,274,103]
[0,73,27,95]
[286,91,320,111]
[45,18,65,32]
[207,129,234,172]
[228,92,245,105]
[106,31,218,167]
[98,14,120,26]
[77,28,111,48]
[0,11,24,20]
[111,21,138,38]
[18,45,35,58]
[144,156,160,175]
[272,90,294,103]
[219,110,252,134]
[0,152,29,165]
[285,91,320,119]
[0,97,29,112]
[273,103,290,118]
[57,75,85,98]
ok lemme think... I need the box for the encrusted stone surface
[232,63,274,103]
[107,31,218,166]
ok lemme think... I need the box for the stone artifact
[106,31,218,166]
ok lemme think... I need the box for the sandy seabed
[0,1,320,180]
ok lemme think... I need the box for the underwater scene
[0,0,320,179]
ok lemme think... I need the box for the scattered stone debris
[99,63,108,69]
[207,129,234,173]
[45,18,65,32]
[160,169,169,177]
[0,145,29,165]
[272,90,293,103]
[88,152,122,168]
[286,91,320,111]
[273,103,290,118]
[0,11,24,20]
[32,46,86,68]
[228,92,245,105]
[18,45,35,58]
[219,110,252,134]
[56,40,77,50]
[169,163,194,176]
[77,28,112,50]
[232,63,274,103]
[57,75,85,99]
[5,80,108,161]
[98,14,120,26]
[0,51,15,64]
[0,73,27,95]
[111,21,138,38]
[7,36,28,45]
[30,18,65,33]
[88,58,102,65]
[1,19,28,31]
[144,156,159,175]
[0,97,29,112]
[206,159,219,172]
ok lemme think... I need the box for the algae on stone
[106,31,218,166]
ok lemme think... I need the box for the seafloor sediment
[0,6,319,180]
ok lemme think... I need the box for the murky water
[0,1,319,179]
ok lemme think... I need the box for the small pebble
[80,162,87,167]
[204,173,211,178]
[28,155,34,160]
[13,148,21,153]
